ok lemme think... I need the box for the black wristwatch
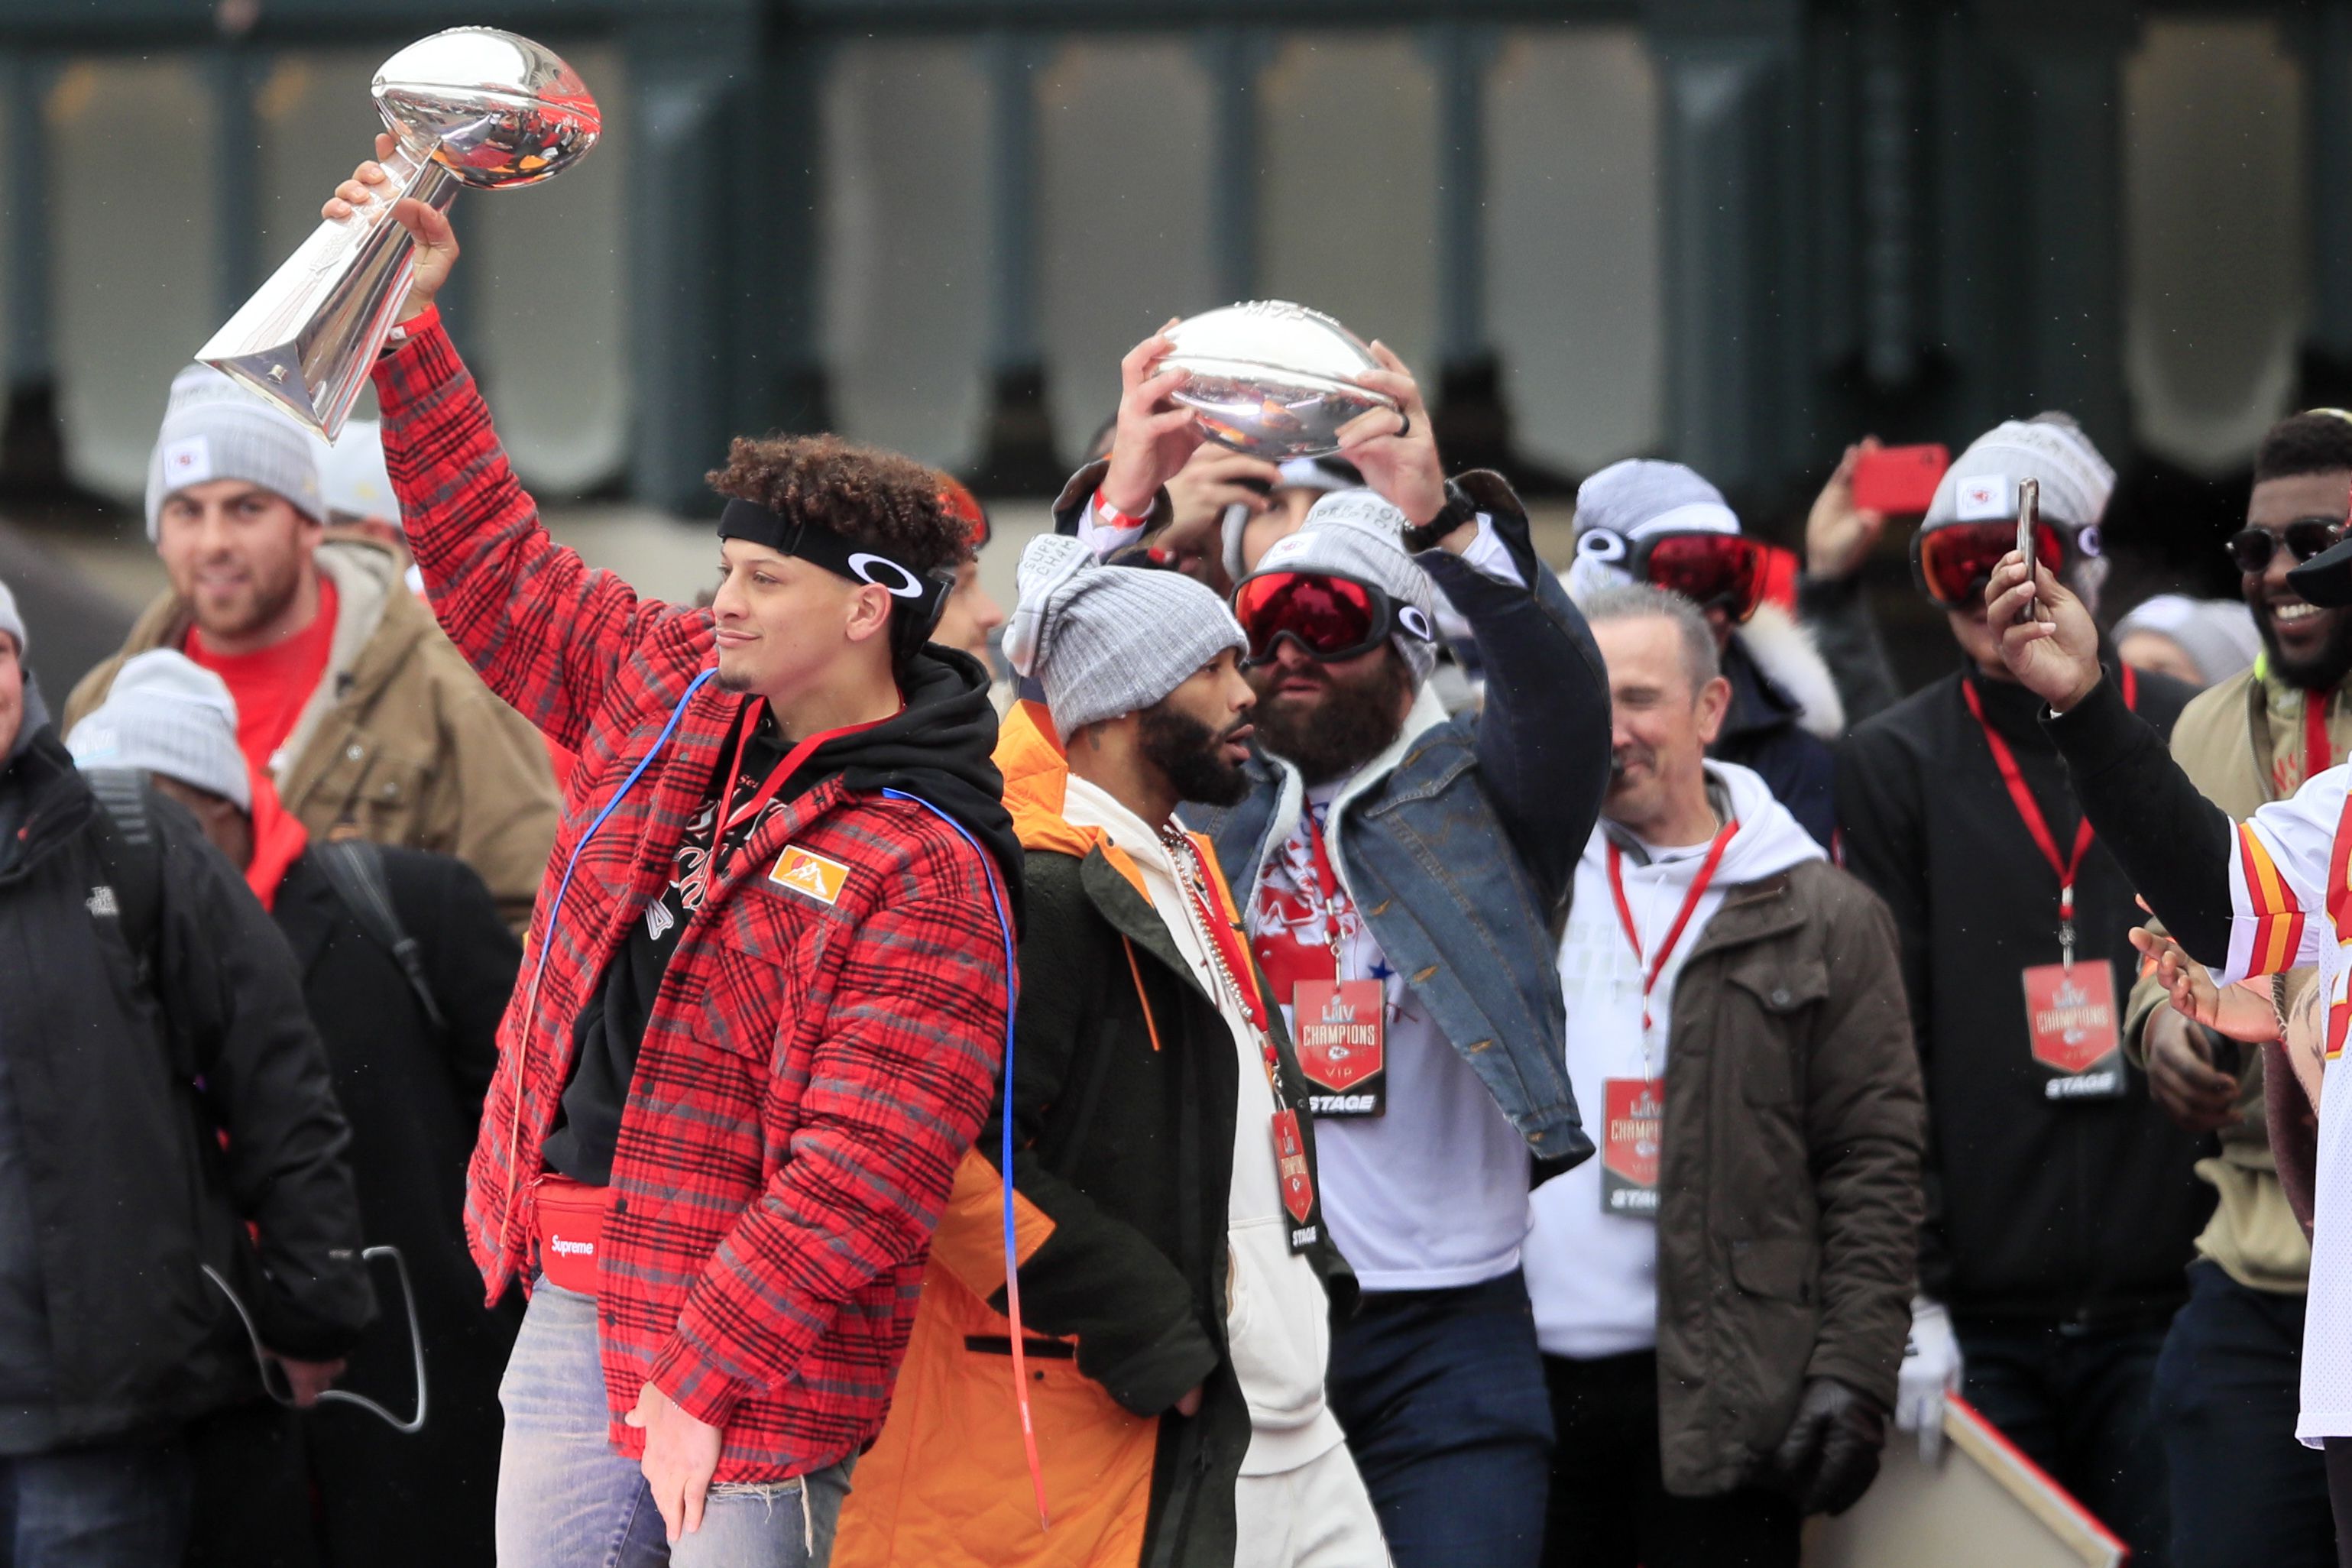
[1401,479,1476,554]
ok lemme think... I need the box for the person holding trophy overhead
[318,129,1022,1568]
[1064,306,1615,1567]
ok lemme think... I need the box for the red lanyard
[1605,819,1738,1034]
[1301,813,1350,978]
[695,698,899,902]
[2311,691,2336,788]
[1960,664,2136,966]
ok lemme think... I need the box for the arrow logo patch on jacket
[769,845,850,905]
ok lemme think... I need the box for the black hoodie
[548,646,1018,1185]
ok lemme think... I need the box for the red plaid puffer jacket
[374,317,1012,1481]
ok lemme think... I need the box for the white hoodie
[1061,776,1346,1476]
[1524,762,1825,1359]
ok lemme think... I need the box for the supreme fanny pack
[533,1174,611,1296]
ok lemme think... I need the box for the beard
[186,554,306,644]
[1249,649,1414,787]
[2255,598,2352,692]
[1137,703,1252,808]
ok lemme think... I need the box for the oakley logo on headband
[848,552,928,599]
[716,496,947,617]
[1398,604,1435,640]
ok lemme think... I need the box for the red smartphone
[1851,443,1950,514]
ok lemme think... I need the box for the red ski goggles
[1232,569,1437,666]
[1576,529,1768,622]
[1913,520,2065,609]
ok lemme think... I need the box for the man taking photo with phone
[1836,416,2205,1566]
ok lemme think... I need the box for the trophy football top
[1158,301,1400,462]
[372,28,600,190]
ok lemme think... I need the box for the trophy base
[196,149,455,441]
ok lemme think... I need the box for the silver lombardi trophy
[197,28,600,440]
[1154,301,1400,462]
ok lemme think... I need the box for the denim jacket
[1180,475,1610,1166]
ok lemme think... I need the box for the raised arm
[1339,349,1608,905]
[1986,553,2240,963]
[334,141,682,751]
[1430,482,1608,903]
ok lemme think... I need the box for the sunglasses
[2225,519,2344,575]
[1913,520,2065,608]
[1231,570,1436,666]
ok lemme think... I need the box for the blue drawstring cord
[881,787,1045,1528]
[512,687,1044,1524]
[523,667,718,1007]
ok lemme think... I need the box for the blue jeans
[1327,1269,1554,1568]
[496,1278,856,1568]
[0,1437,190,1567]
[2151,1262,2334,1568]
[1958,1310,2174,1568]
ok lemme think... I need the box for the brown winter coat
[65,540,557,927]
[1650,858,1925,1496]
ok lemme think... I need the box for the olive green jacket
[66,540,557,928]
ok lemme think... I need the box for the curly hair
[705,434,975,574]
[2254,411,2352,484]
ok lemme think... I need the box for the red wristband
[1093,491,1151,532]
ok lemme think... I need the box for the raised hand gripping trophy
[197,27,600,440]
[1153,300,1400,461]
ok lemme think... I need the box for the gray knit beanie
[65,650,251,810]
[144,364,326,543]
[1923,414,2115,534]
[2111,593,2263,686]
[1573,458,1741,540]
[1248,490,1440,685]
[0,577,22,656]
[1006,535,1246,734]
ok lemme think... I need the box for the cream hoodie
[1062,774,1346,1476]
[1528,761,1826,1358]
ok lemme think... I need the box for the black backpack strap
[82,767,164,974]
[307,838,448,1033]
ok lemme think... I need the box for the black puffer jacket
[0,694,371,1449]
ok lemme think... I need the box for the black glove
[1769,1376,1887,1517]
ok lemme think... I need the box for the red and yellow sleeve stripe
[2240,822,2308,977]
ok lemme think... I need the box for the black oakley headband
[718,497,954,646]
